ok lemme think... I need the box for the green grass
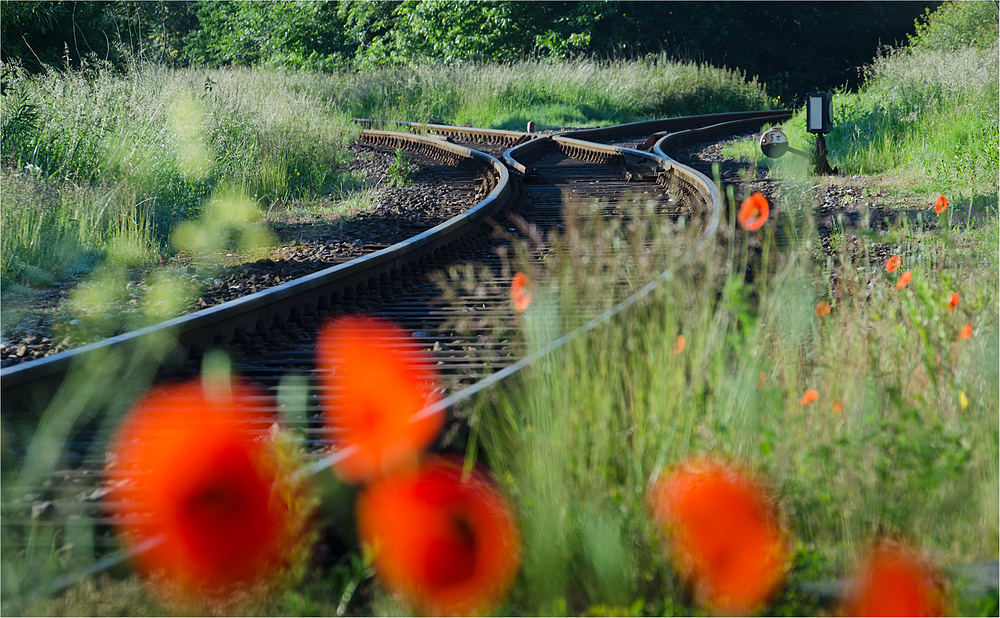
[328,55,774,129]
[0,59,359,290]
[456,182,998,615]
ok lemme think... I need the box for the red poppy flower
[107,380,290,598]
[832,400,844,414]
[648,458,788,613]
[934,195,948,214]
[958,322,973,340]
[357,457,521,616]
[814,301,831,317]
[738,193,770,232]
[841,539,947,616]
[673,334,686,355]
[947,293,960,311]
[799,389,819,406]
[896,270,912,290]
[317,316,443,484]
[511,272,532,312]
[885,255,901,273]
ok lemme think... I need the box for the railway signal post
[758,91,838,175]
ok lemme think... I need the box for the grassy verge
[325,55,774,130]
[461,188,997,615]
[0,59,359,292]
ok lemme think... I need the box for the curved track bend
[2,110,791,591]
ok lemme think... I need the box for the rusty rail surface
[559,109,791,145]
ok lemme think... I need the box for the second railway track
[1,111,790,581]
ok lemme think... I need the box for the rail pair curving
[5,110,788,597]
[1,110,789,418]
[8,110,996,605]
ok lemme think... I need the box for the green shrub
[909,0,1000,51]
[385,148,415,187]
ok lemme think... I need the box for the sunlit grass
[461,186,997,614]
[265,188,378,227]
[330,55,774,129]
[0,60,360,290]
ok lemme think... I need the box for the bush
[909,0,1000,51]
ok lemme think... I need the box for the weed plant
[385,148,415,187]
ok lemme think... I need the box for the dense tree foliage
[0,1,148,71]
[2,0,953,99]
[908,0,999,51]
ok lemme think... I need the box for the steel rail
[559,109,791,146]
[352,119,536,150]
[1,133,511,418]
[651,113,794,158]
[18,112,737,598]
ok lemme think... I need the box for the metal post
[813,134,837,175]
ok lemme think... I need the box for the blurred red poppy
[799,389,819,406]
[814,301,831,317]
[896,270,912,290]
[934,195,948,214]
[673,334,686,355]
[511,272,532,312]
[357,457,521,616]
[958,322,973,340]
[317,316,442,484]
[885,255,901,273]
[832,400,844,414]
[947,293,960,311]
[648,458,788,613]
[841,539,947,616]
[107,380,290,598]
[738,193,770,231]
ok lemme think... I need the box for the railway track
[3,110,792,593]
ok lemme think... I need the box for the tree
[0,1,146,71]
